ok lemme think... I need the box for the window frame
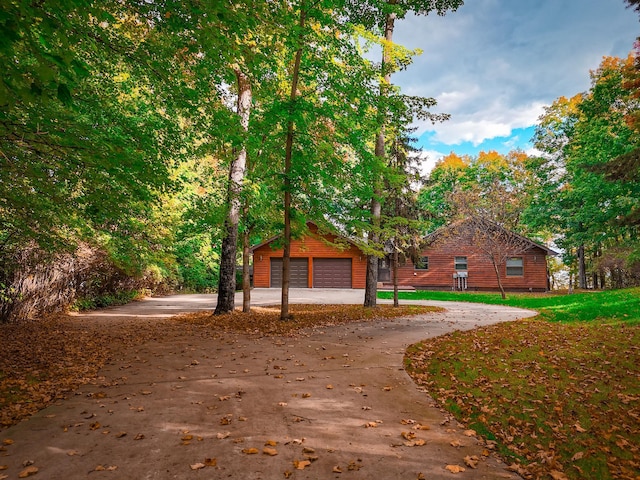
[454,256,468,271]
[506,256,524,277]
[414,256,429,270]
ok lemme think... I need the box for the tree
[453,217,534,299]
[357,0,464,308]
[214,68,252,315]
[529,54,640,289]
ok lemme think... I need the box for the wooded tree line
[0,0,463,321]
[419,51,640,291]
[1,1,637,322]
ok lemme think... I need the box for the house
[251,223,367,288]
[252,220,556,292]
[391,220,556,292]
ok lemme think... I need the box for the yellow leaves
[262,447,278,456]
[242,448,259,455]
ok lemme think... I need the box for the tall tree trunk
[577,244,587,289]
[364,7,396,308]
[281,4,306,321]
[214,68,252,315]
[242,199,251,313]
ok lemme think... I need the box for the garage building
[251,224,367,289]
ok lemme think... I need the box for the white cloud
[415,100,546,146]
[392,0,637,151]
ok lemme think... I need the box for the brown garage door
[270,258,309,288]
[313,258,352,288]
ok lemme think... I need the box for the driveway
[1,290,534,479]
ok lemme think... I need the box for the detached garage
[252,224,366,289]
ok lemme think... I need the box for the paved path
[1,290,534,479]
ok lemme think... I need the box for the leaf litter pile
[1,304,438,430]
[177,304,440,336]
[404,318,640,480]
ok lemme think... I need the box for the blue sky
[392,0,639,173]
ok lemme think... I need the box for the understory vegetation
[399,288,640,479]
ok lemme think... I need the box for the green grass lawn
[379,288,640,324]
[391,288,640,479]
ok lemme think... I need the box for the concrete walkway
[1,290,534,479]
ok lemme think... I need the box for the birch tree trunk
[214,68,251,315]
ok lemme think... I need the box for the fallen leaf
[217,432,231,439]
[134,433,145,440]
[263,447,278,456]
[302,393,311,398]
[549,470,569,480]
[574,423,587,433]
[294,459,311,470]
[242,448,259,454]
[94,465,105,471]
[265,440,277,446]
[204,458,217,467]
[445,464,466,474]
[190,463,206,470]
[18,466,39,478]
[571,451,584,461]
[464,455,479,469]
[2,440,13,446]
[332,465,342,473]
[463,429,476,437]
[326,384,334,389]
[115,431,127,438]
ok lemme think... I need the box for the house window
[506,257,524,276]
[454,256,468,270]
[414,256,429,270]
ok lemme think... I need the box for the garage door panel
[313,258,352,288]
[270,258,308,288]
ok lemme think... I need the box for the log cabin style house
[393,221,556,292]
[251,221,555,292]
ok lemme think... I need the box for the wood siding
[394,235,550,292]
[252,225,367,288]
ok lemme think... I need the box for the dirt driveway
[1,290,535,479]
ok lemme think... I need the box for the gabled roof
[425,219,558,256]
[250,221,365,253]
